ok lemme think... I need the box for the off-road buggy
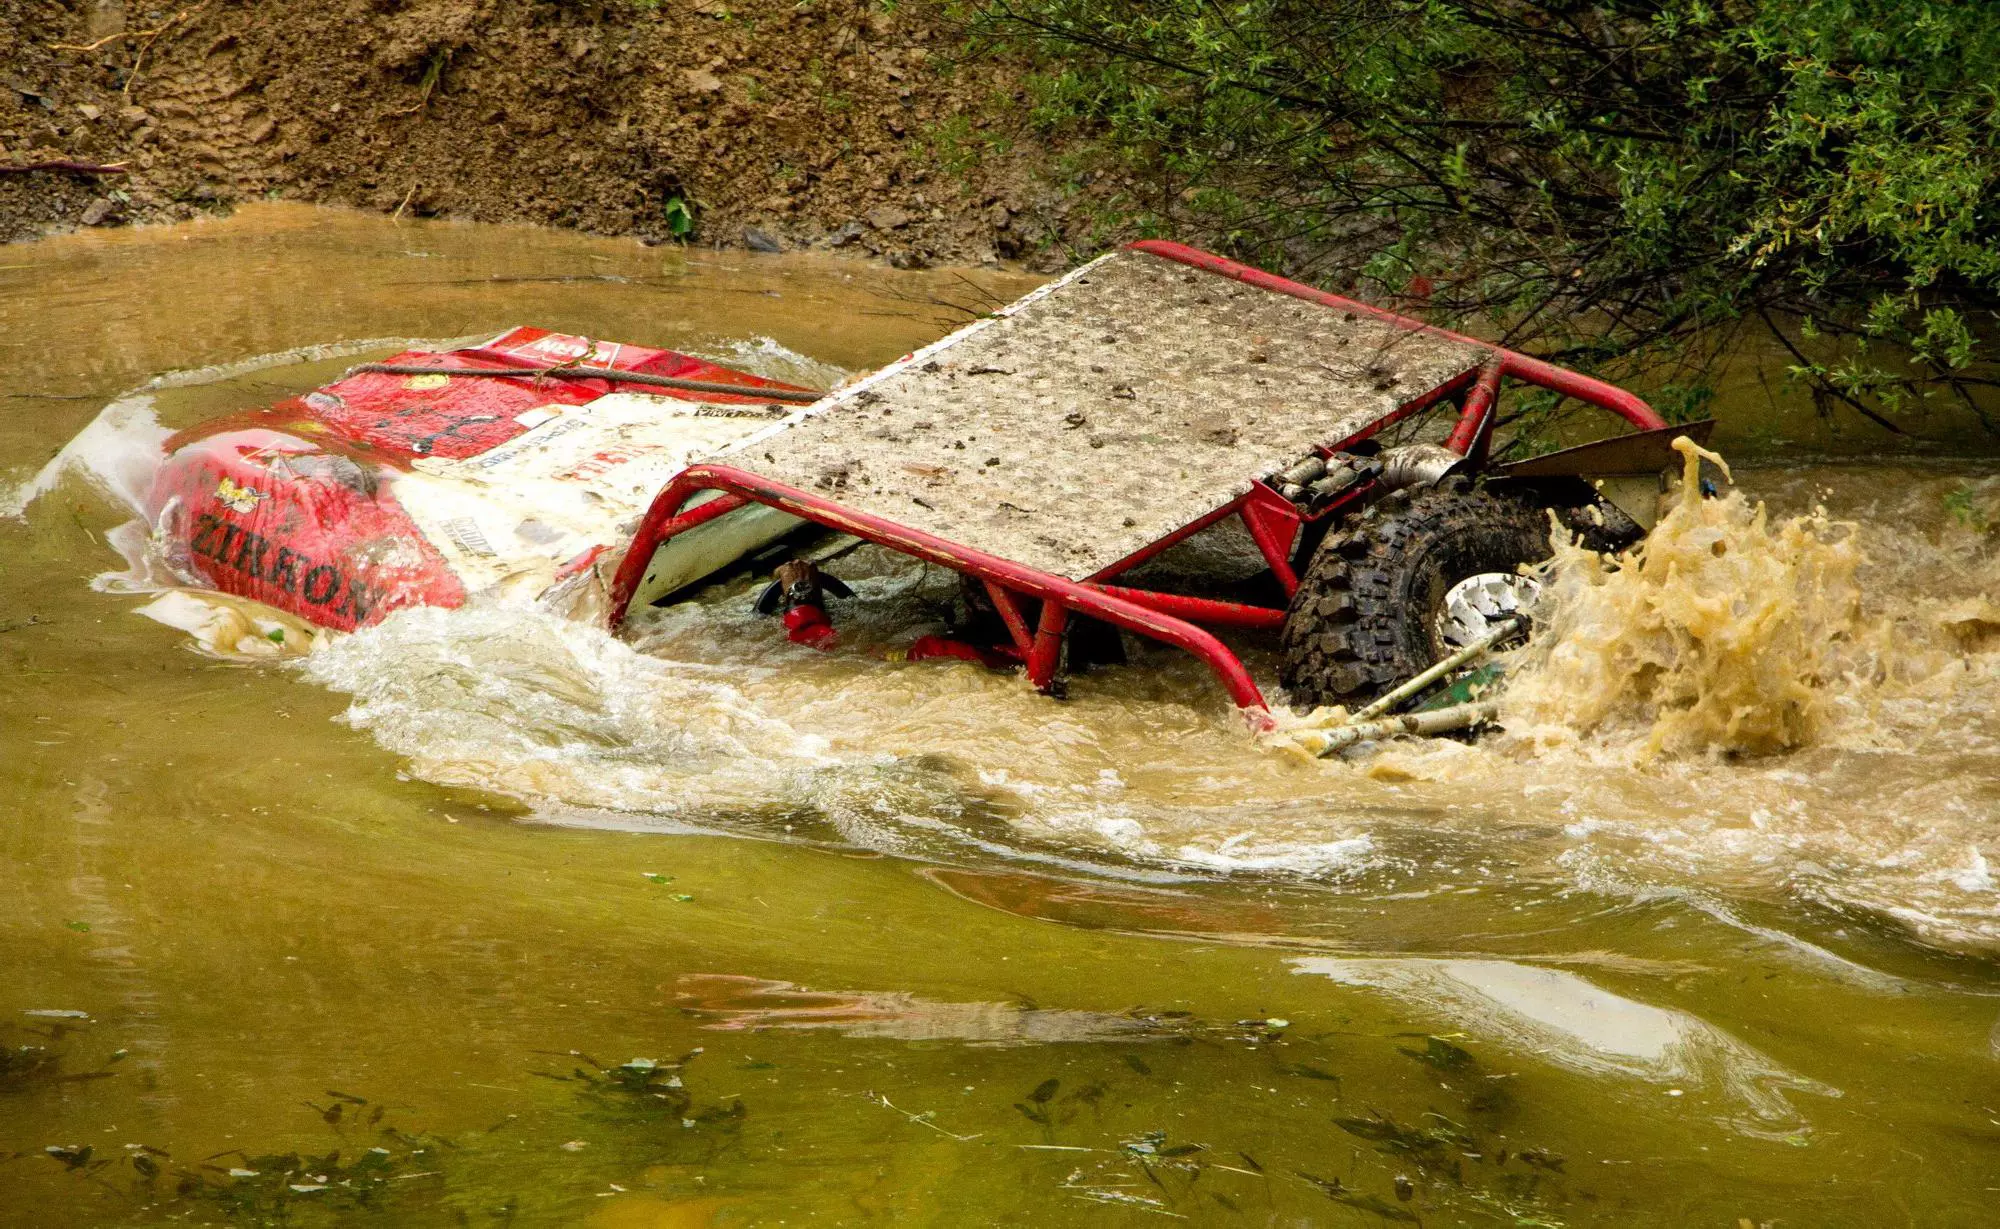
[147,242,1706,727]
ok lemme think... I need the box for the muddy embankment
[2,0,1081,265]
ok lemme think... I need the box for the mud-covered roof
[726,248,1486,579]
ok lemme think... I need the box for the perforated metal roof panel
[725,248,1486,579]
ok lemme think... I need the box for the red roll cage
[608,241,1665,727]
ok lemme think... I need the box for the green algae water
[4,205,2000,1226]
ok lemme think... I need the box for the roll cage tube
[608,464,1277,725]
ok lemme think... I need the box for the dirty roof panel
[724,248,1487,579]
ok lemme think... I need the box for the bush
[963,0,2000,434]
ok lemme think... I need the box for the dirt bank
[1,0,1078,267]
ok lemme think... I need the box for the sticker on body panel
[394,392,782,595]
[146,428,468,634]
[490,330,626,370]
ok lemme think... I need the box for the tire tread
[1278,484,1565,710]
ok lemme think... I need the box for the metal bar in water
[1348,614,1524,724]
[1312,700,1499,758]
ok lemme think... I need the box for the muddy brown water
[3,204,2000,1226]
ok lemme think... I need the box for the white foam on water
[295,601,845,817]
[3,395,171,520]
[137,335,484,393]
[1169,834,1379,876]
[693,335,850,392]
[129,590,323,658]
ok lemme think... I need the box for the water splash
[1502,439,1876,758]
[131,590,324,658]
[2,395,171,520]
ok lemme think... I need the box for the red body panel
[162,327,809,467]
[148,329,813,630]
[150,428,466,631]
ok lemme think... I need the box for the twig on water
[872,1092,981,1141]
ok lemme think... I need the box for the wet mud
[2,0,1064,266]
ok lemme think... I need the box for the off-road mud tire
[1279,483,1563,711]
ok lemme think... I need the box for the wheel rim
[1435,571,1539,650]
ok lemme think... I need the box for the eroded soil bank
[2,0,1073,265]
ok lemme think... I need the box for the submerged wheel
[1278,484,1560,711]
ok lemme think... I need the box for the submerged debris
[26,1097,453,1221]
[675,973,1172,1046]
[0,1018,119,1094]
[1297,1171,1422,1223]
[0,1044,59,1092]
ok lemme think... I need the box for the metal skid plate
[723,249,1486,580]
[1493,418,1717,478]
